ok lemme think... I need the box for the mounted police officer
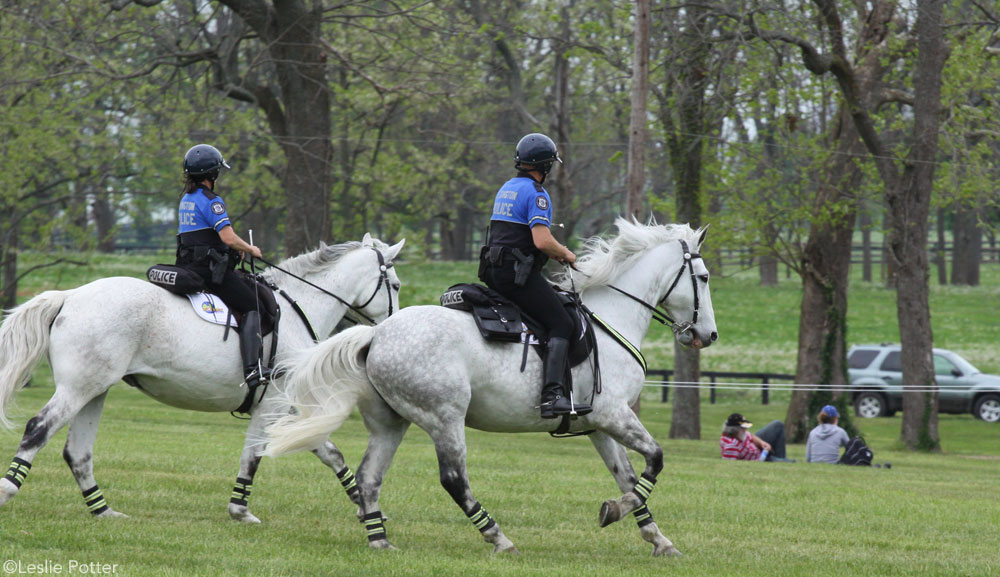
[480,133,590,419]
[175,144,268,391]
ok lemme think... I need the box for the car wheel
[854,392,887,418]
[973,394,1000,423]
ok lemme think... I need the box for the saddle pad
[187,292,238,328]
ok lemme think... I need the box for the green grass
[3,251,999,576]
[2,386,998,577]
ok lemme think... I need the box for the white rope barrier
[643,379,953,393]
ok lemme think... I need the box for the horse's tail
[266,325,376,457]
[0,290,68,429]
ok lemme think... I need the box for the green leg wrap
[230,477,252,507]
[633,473,656,503]
[82,485,109,515]
[633,504,654,528]
[4,458,31,488]
[336,466,359,500]
[467,502,496,533]
[363,511,387,541]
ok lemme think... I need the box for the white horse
[266,219,716,556]
[0,234,404,522]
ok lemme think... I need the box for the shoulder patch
[535,196,548,210]
[211,201,226,215]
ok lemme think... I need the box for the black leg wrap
[4,457,31,489]
[363,511,387,542]
[336,466,360,499]
[467,502,496,533]
[632,473,656,504]
[82,485,109,515]
[633,504,654,528]
[230,477,253,506]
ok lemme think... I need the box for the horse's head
[352,233,405,324]
[659,226,717,349]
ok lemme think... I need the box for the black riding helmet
[514,133,562,175]
[183,144,230,180]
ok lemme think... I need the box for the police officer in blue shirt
[480,133,589,418]
[176,144,268,391]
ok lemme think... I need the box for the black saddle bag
[441,283,523,342]
[147,264,206,295]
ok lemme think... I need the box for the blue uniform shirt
[490,176,552,228]
[178,188,231,234]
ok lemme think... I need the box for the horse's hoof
[368,539,396,550]
[228,504,261,524]
[653,544,682,557]
[95,509,128,519]
[0,478,18,506]
[599,499,621,527]
[494,544,520,555]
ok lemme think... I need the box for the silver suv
[847,344,1000,422]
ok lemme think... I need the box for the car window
[879,351,902,372]
[849,349,880,369]
[934,355,959,376]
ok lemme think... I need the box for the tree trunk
[93,194,116,253]
[786,104,862,443]
[1,222,19,310]
[219,0,332,255]
[935,207,947,285]
[626,0,650,219]
[759,252,778,286]
[891,0,945,451]
[950,203,981,286]
[861,205,873,282]
[665,4,711,441]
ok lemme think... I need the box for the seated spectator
[720,413,792,462]
[805,405,850,464]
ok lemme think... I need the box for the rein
[257,248,393,326]
[606,239,702,337]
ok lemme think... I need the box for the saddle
[146,264,278,335]
[439,283,595,370]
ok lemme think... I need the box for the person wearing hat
[720,413,790,461]
[805,405,850,464]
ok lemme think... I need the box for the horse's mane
[265,240,383,282]
[553,217,703,291]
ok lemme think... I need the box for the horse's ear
[362,232,373,247]
[384,238,406,262]
[697,225,709,249]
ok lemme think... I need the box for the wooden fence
[647,369,796,405]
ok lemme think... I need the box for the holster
[510,248,535,287]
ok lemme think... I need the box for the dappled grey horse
[0,234,403,522]
[267,219,717,556]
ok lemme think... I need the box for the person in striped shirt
[720,413,792,461]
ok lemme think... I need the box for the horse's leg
[311,441,362,508]
[61,391,125,518]
[590,431,680,557]
[226,402,273,523]
[1,388,98,509]
[593,408,665,530]
[354,399,409,549]
[430,422,517,554]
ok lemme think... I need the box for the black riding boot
[239,311,270,389]
[539,337,591,418]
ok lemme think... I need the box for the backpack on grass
[838,437,873,466]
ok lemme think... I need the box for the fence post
[762,376,769,405]
[710,375,717,404]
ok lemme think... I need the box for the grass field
[1,250,998,576]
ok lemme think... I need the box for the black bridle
[607,239,703,336]
[354,248,396,320]
[258,248,395,327]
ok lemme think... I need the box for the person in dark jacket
[479,133,585,419]
[175,144,267,390]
